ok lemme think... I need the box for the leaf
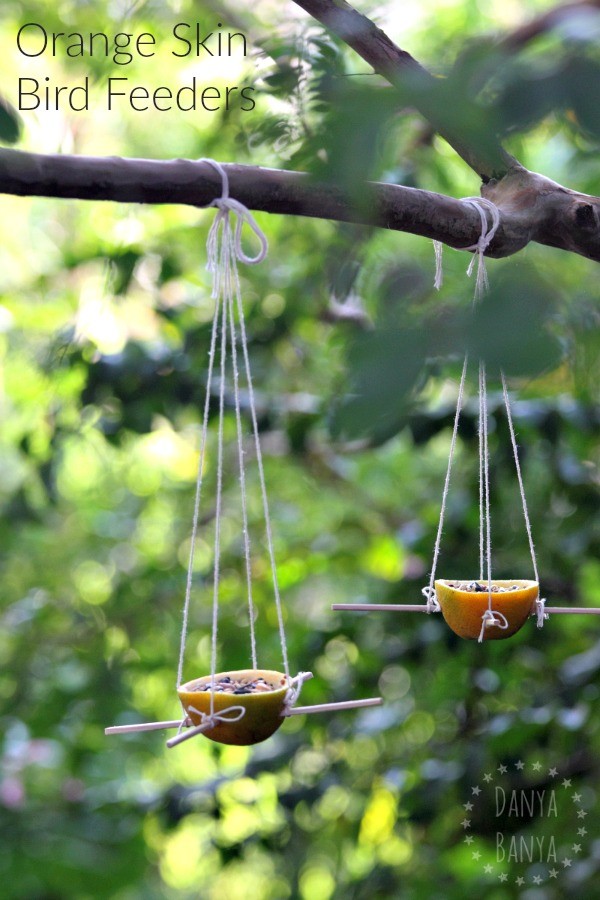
[330,327,427,444]
[562,57,600,140]
[0,94,21,144]
[466,269,564,377]
[492,69,564,136]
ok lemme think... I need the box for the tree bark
[2,149,600,262]
[0,148,512,253]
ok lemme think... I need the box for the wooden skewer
[108,695,383,746]
[105,719,188,735]
[166,722,214,749]
[107,673,315,739]
[332,603,431,613]
[334,603,600,617]
[543,607,600,615]
[285,697,383,716]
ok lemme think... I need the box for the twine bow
[478,608,509,643]
[184,703,246,733]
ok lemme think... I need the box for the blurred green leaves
[331,263,564,445]
[0,94,21,144]
[330,327,426,444]
[467,267,563,377]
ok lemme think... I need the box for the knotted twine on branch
[433,197,501,299]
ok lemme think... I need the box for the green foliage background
[0,0,599,897]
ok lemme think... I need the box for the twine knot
[535,596,548,629]
[478,608,509,643]
[201,158,268,300]
[283,671,312,713]
[421,585,441,613]
[433,196,501,298]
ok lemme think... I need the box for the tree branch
[1,150,600,262]
[0,148,513,253]
[290,0,517,179]
[502,0,600,49]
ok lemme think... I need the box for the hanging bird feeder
[434,579,539,641]
[177,670,293,746]
[334,198,600,641]
[106,159,381,747]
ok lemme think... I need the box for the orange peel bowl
[435,579,539,641]
[177,668,290,746]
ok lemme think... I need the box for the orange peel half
[435,579,539,641]
[177,668,290,746]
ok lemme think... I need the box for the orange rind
[177,668,290,746]
[435,579,539,641]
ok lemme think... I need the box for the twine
[283,671,312,712]
[424,354,469,613]
[177,158,292,706]
[184,703,246,732]
[429,195,543,637]
[478,608,509,642]
[433,197,500,299]
[478,359,497,643]
[535,597,548,628]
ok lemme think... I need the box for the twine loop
[283,672,311,712]
[478,608,509,643]
[183,703,246,733]
[433,196,501,298]
[202,158,268,285]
